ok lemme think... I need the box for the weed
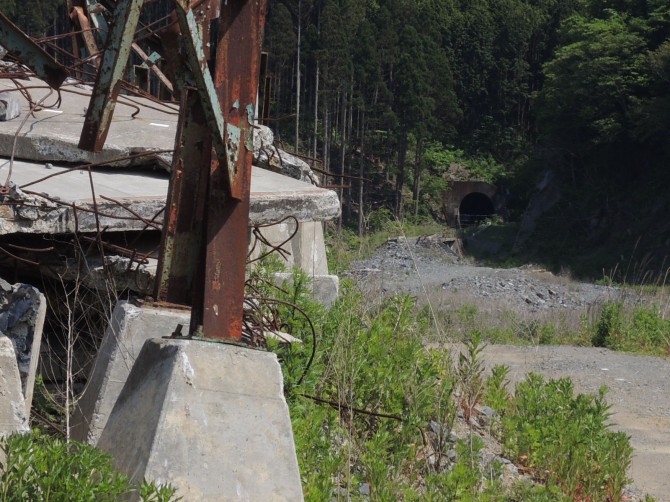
[0,430,179,501]
[456,333,486,422]
[502,374,632,500]
[483,365,511,418]
[590,301,670,354]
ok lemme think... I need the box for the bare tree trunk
[324,88,330,183]
[412,136,424,217]
[338,90,347,231]
[313,59,319,167]
[358,111,366,237]
[345,77,354,223]
[295,0,301,152]
[395,130,408,217]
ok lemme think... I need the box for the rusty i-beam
[78,0,267,342]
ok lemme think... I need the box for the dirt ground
[348,236,670,500]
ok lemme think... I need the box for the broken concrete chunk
[0,281,45,415]
[0,336,29,436]
[253,124,320,186]
[0,92,20,121]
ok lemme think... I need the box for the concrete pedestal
[0,336,28,436]
[97,338,303,501]
[71,301,190,444]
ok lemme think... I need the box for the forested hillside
[264,0,670,278]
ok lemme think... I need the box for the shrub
[0,431,178,501]
[500,374,632,501]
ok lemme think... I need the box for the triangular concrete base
[97,338,304,501]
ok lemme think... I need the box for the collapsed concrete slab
[0,335,29,436]
[71,301,189,445]
[0,78,175,169]
[97,338,303,501]
[0,159,339,234]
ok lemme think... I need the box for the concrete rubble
[0,335,29,436]
[0,279,45,415]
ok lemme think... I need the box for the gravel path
[346,236,670,500]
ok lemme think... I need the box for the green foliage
[590,301,670,354]
[267,272,635,499]
[484,365,511,419]
[0,430,178,501]
[456,334,486,422]
[501,374,632,501]
[1,0,61,36]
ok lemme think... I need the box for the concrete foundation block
[0,336,28,437]
[291,221,329,276]
[98,338,304,502]
[71,301,189,444]
[273,272,339,308]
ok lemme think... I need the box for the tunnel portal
[458,192,495,226]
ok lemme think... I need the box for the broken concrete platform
[0,78,176,169]
[0,335,29,436]
[0,158,339,234]
[97,338,303,501]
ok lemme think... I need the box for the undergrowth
[0,430,178,501]
[260,257,638,500]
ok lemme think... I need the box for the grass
[259,255,642,500]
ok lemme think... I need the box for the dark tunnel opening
[458,192,495,227]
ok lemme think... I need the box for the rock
[0,92,21,121]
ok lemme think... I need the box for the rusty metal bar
[70,7,101,68]
[78,0,143,151]
[153,6,210,308]
[0,11,68,89]
[200,0,267,341]
[131,42,173,93]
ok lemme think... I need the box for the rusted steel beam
[78,0,143,152]
[173,0,249,200]
[154,4,211,311]
[70,6,101,68]
[201,0,267,341]
[131,42,173,93]
[154,88,210,305]
[0,11,68,89]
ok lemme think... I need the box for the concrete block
[248,220,296,268]
[0,336,28,436]
[98,338,304,502]
[71,301,189,444]
[273,272,339,308]
[291,221,329,276]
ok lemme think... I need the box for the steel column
[79,0,143,151]
[201,0,266,341]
